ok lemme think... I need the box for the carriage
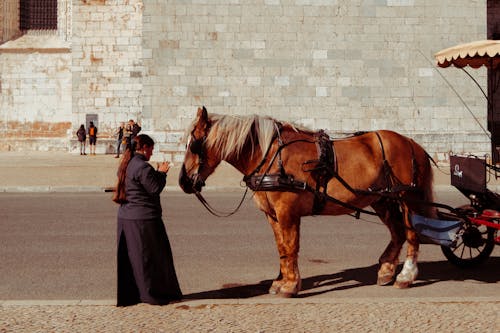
[423,40,500,267]
[178,40,500,297]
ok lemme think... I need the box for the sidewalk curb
[1,296,499,307]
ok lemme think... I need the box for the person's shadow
[183,257,500,300]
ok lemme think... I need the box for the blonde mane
[205,114,277,160]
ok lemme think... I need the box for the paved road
[1,191,499,332]
[1,191,499,301]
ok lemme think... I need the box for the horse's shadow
[183,257,500,300]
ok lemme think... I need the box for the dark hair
[113,134,155,204]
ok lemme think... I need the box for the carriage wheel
[440,223,496,268]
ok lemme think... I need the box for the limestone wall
[143,0,489,163]
[0,0,72,151]
[0,0,492,162]
[72,0,144,140]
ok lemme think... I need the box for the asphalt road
[1,190,499,301]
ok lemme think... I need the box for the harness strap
[195,188,249,217]
[244,129,424,219]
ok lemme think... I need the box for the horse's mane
[187,113,306,160]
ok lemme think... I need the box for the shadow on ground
[183,257,500,299]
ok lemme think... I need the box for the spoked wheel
[441,223,496,268]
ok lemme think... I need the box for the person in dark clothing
[129,119,141,151]
[115,122,125,158]
[76,124,87,155]
[88,121,98,155]
[113,134,182,306]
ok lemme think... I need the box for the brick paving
[1,298,499,333]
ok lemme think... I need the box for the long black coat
[117,154,182,306]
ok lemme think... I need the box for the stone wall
[71,0,144,151]
[143,0,489,163]
[0,0,72,151]
[0,0,493,162]
[0,46,73,151]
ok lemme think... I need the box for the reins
[194,187,249,217]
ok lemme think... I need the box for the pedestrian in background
[76,124,87,155]
[113,134,182,306]
[115,122,125,158]
[126,119,141,151]
[88,121,98,155]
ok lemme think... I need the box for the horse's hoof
[377,275,394,286]
[268,287,279,295]
[278,292,295,298]
[393,280,412,289]
[377,262,396,286]
[269,281,283,295]
[279,282,299,297]
[393,259,418,289]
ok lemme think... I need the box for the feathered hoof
[377,275,394,286]
[268,280,284,295]
[393,279,412,289]
[279,281,300,297]
[278,291,296,298]
[393,259,418,289]
[377,262,396,286]
[268,286,279,295]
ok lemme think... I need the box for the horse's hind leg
[371,200,406,286]
[394,204,419,289]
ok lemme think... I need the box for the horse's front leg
[266,213,301,297]
[266,214,285,294]
[394,205,419,288]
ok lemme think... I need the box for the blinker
[189,138,204,155]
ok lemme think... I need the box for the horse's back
[331,130,432,196]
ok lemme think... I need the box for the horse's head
[179,106,221,193]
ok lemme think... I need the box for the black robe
[117,217,182,306]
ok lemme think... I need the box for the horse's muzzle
[179,164,205,193]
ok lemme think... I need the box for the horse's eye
[190,139,203,154]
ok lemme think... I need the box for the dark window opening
[20,0,58,31]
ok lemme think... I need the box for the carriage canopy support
[435,40,500,164]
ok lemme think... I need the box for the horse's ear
[196,106,209,128]
[197,106,208,119]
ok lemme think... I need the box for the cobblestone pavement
[1,298,499,333]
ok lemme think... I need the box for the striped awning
[435,40,500,69]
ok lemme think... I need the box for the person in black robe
[113,134,182,306]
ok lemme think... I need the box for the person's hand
[157,161,172,173]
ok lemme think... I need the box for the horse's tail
[412,141,437,218]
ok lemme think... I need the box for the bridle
[187,131,207,191]
[187,130,249,217]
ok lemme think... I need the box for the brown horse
[179,107,435,297]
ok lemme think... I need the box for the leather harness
[243,124,420,216]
